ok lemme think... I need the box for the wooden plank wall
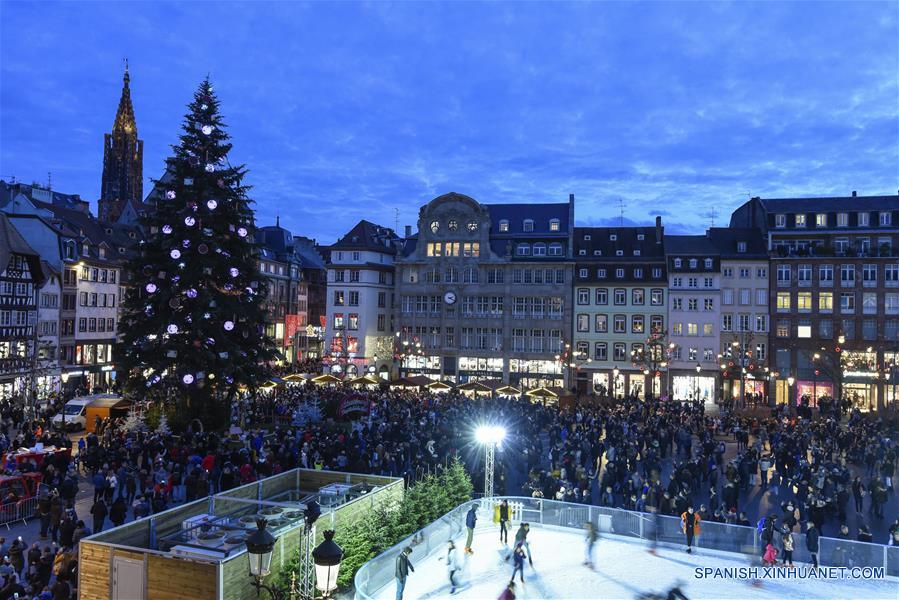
[79,542,111,599]
[146,554,218,600]
[90,519,151,548]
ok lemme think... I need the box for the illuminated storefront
[510,359,562,389]
[794,380,834,408]
[401,355,441,378]
[458,356,504,383]
[672,375,716,404]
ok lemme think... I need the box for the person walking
[510,543,526,584]
[464,505,478,554]
[806,521,819,568]
[445,540,459,595]
[680,505,700,554]
[852,477,865,513]
[781,525,794,567]
[499,500,510,545]
[90,498,108,534]
[583,521,598,569]
[394,546,414,600]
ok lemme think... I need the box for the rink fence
[353,496,899,599]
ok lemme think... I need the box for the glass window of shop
[672,375,716,404]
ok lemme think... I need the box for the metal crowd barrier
[0,484,50,530]
[354,496,899,599]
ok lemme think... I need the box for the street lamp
[612,367,620,398]
[312,530,344,598]
[695,363,701,403]
[787,375,795,407]
[475,425,506,498]
[246,519,281,598]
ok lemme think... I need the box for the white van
[51,394,119,431]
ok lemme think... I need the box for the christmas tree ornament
[206,199,218,210]
[182,239,191,248]
[229,267,239,277]
[224,283,234,291]
[162,225,173,234]
[198,244,209,255]
[237,227,248,237]
[167,324,179,334]
[184,216,196,226]
[206,337,215,345]
[165,190,176,200]
[224,320,235,331]
[201,125,214,135]
[170,249,181,259]
[168,297,181,309]
[142,265,154,276]
[145,283,158,293]
[201,104,208,110]
[186,288,198,298]
[182,373,195,385]
[184,177,193,185]
[205,163,215,172]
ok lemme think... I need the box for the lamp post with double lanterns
[630,329,674,399]
[694,363,701,403]
[245,505,343,599]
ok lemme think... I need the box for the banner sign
[284,314,301,347]
[338,393,371,418]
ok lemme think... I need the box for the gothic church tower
[99,61,143,224]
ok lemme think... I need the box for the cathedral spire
[113,59,137,135]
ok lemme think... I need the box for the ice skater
[680,505,700,554]
[499,500,510,544]
[506,523,532,565]
[394,546,414,600]
[510,542,526,584]
[583,521,598,569]
[464,505,478,554]
[445,540,460,594]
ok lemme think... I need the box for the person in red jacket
[681,505,701,554]
[498,581,516,600]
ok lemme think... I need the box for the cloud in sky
[1,2,897,243]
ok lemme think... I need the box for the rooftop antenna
[707,207,718,228]
[616,198,626,227]
[47,171,52,190]
[394,207,399,233]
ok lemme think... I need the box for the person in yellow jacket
[680,505,701,554]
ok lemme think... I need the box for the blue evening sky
[1,2,897,242]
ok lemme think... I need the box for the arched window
[548,243,563,256]
[523,219,535,232]
[516,244,531,256]
[499,220,510,232]
[549,218,560,232]
[533,243,547,256]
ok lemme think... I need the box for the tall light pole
[695,363,702,403]
[475,425,506,498]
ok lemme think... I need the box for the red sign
[284,315,301,347]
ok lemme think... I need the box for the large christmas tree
[118,79,277,426]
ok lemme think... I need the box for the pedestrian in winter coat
[394,546,414,600]
[90,498,108,534]
[464,506,477,554]
[109,497,127,528]
[9,538,24,575]
[806,522,820,568]
[680,506,700,554]
[583,521,598,568]
[513,523,532,564]
[498,581,516,600]
[499,500,510,544]
[763,543,778,566]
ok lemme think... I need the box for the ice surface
[373,526,897,600]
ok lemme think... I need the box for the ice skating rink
[371,527,897,600]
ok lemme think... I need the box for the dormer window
[689,259,697,269]
[616,268,625,278]
[430,220,440,233]
[704,258,713,269]
[447,219,458,231]
[128,232,136,239]
[775,214,786,228]
[858,212,870,227]
[837,213,848,227]
[593,250,602,256]
[816,214,827,227]
[578,250,586,256]
[583,234,591,241]
[99,247,106,258]
[880,212,892,226]
[118,247,125,254]
[82,244,90,256]
[795,214,807,228]
[616,250,624,256]
[634,249,641,256]
[105,228,113,235]
[499,220,509,232]
[523,219,534,232]
[737,241,747,253]
[597,268,607,278]
[549,218,560,232]
[674,258,682,268]
[637,234,645,241]
[610,234,617,241]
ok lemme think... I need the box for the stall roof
[88,397,132,409]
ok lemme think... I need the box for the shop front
[843,376,879,412]
[458,356,504,384]
[794,380,834,408]
[401,355,441,379]
[723,378,769,406]
[510,359,563,389]
[672,374,716,405]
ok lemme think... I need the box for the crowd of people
[0,378,895,598]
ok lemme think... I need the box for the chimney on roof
[655,216,662,244]
[852,191,857,197]
[404,225,412,238]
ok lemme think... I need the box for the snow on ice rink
[372,526,897,600]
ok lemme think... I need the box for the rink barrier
[353,496,899,599]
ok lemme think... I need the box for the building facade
[323,221,400,379]
[0,214,45,401]
[664,235,721,405]
[730,193,899,411]
[258,222,305,363]
[293,236,328,363]
[572,218,667,398]
[35,261,61,399]
[708,228,770,404]
[394,192,573,387]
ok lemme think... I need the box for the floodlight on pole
[475,425,506,498]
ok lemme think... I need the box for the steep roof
[573,225,665,258]
[486,202,570,235]
[707,227,767,258]
[759,195,898,212]
[664,234,719,255]
[0,213,45,286]
[330,220,399,254]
